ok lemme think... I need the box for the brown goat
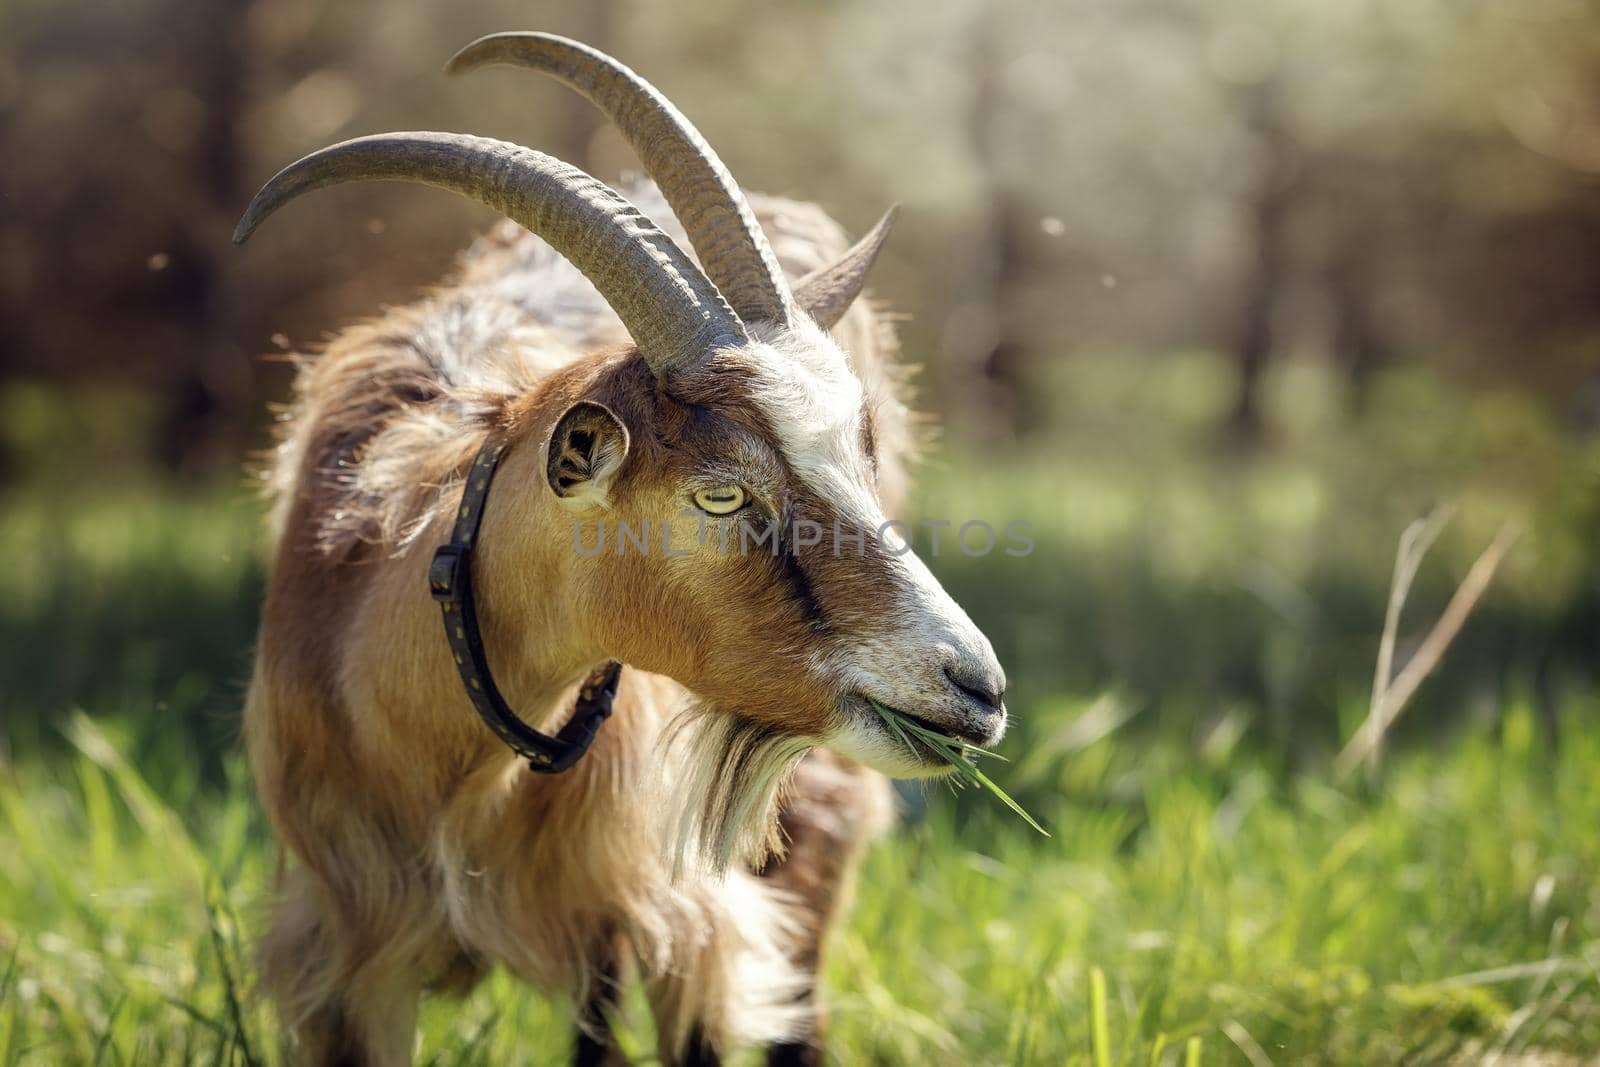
[239,33,1006,1067]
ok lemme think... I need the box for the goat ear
[545,401,629,502]
[794,206,897,330]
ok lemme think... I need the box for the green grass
[5,700,1600,1064]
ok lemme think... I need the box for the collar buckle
[428,544,469,604]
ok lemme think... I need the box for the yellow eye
[694,486,747,515]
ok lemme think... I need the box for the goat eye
[693,486,747,515]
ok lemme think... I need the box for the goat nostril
[943,663,1004,713]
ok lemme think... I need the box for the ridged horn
[446,32,795,328]
[233,132,744,378]
[794,206,897,330]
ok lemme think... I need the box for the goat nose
[943,660,1005,715]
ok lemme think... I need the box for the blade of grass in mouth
[870,700,1049,836]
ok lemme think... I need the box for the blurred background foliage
[6,0,1600,455]
[1,0,1596,775]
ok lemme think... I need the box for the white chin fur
[823,711,954,779]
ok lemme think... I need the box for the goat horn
[446,32,795,328]
[793,206,897,330]
[233,132,744,378]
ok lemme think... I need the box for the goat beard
[659,704,814,881]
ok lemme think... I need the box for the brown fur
[247,189,900,1066]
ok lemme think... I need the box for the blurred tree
[156,0,254,471]
[959,0,1036,441]
[1227,80,1296,448]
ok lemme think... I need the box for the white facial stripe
[737,320,874,513]
[732,322,983,664]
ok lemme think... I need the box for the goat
[238,32,1006,1067]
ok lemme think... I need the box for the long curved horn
[233,132,744,378]
[445,32,794,328]
[794,207,897,330]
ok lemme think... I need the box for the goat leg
[756,751,893,1067]
[573,931,631,1067]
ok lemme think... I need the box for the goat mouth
[850,695,979,765]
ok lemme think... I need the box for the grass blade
[968,763,1049,837]
[870,701,1048,835]
[1089,966,1111,1067]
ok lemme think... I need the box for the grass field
[2,363,1598,1064]
[5,696,1600,1065]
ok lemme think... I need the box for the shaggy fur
[248,184,903,1066]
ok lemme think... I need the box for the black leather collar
[428,439,620,773]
